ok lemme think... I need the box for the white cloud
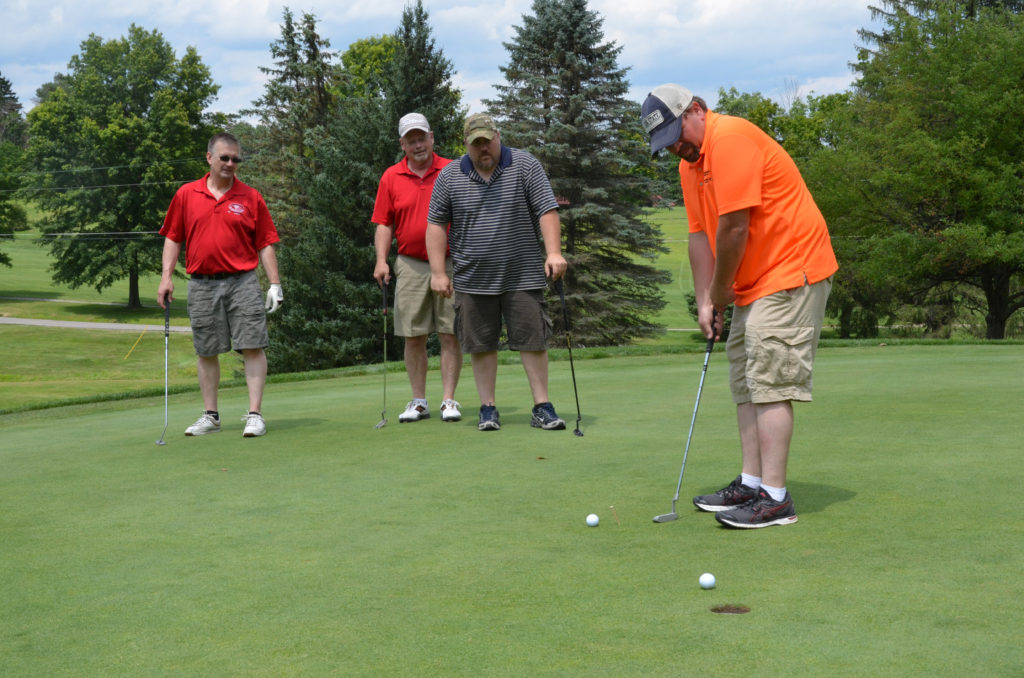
[1,0,882,115]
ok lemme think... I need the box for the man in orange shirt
[641,84,838,528]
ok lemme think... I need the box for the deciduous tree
[25,26,218,306]
[823,1,1024,338]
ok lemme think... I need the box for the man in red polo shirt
[373,112,462,423]
[158,132,283,438]
[642,84,838,528]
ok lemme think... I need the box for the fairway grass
[2,346,1022,676]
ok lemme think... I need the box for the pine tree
[0,73,27,266]
[242,9,341,239]
[383,0,464,159]
[261,2,464,371]
[486,0,668,345]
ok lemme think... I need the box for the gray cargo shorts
[187,269,268,356]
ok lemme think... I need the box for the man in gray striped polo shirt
[425,113,568,432]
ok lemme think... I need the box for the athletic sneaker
[399,399,430,423]
[692,476,759,512]
[531,402,566,430]
[440,399,462,422]
[185,413,220,436]
[242,412,266,437]
[478,405,501,431]
[715,489,798,528]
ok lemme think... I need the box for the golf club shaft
[556,279,583,432]
[378,281,388,426]
[669,334,714,502]
[158,297,170,444]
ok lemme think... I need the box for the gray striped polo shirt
[427,145,559,294]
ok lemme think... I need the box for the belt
[190,270,252,280]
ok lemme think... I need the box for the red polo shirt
[372,153,451,261]
[160,174,279,275]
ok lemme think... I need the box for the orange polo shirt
[680,110,837,306]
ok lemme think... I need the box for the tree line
[1,0,1022,373]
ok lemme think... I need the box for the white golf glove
[265,283,283,313]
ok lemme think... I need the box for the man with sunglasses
[158,132,283,438]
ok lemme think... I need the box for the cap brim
[649,116,683,156]
[466,130,496,144]
[401,126,430,138]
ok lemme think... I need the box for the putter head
[573,428,584,437]
[652,512,678,523]
[374,416,387,430]
[156,440,166,446]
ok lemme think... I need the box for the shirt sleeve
[159,188,186,242]
[252,193,280,249]
[371,170,394,227]
[523,156,559,218]
[427,168,452,225]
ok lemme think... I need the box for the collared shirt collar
[459,144,513,180]
[400,152,446,177]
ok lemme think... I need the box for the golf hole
[711,605,750,615]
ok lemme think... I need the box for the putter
[156,296,170,446]
[374,281,389,429]
[653,323,716,523]
[556,279,583,436]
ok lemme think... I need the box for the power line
[12,156,206,178]
[39,231,163,240]
[0,180,194,194]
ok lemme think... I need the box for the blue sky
[1,0,882,116]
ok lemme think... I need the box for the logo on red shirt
[228,202,247,215]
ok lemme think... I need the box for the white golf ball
[586,513,599,527]
[699,572,716,589]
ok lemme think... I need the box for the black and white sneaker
[530,402,566,430]
[478,405,501,431]
[693,476,758,512]
[715,489,798,528]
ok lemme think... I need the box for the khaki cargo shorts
[393,255,456,337]
[726,277,832,404]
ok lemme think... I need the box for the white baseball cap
[398,112,431,138]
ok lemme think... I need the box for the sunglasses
[216,155,243,164]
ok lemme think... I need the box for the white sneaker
[185,413,221,436]
[399,399,430,423]
[242,412,266,437]
[440,399,462,422]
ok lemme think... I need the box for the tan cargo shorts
[393,254,456,337]
[726,277,832,404]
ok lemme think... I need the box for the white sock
[761,484,787,502]
[740,473,761,490]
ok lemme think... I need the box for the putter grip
[706,309,720,351]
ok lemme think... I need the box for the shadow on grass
[786,480,857,515]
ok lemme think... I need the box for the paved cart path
[0,317,192,333]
